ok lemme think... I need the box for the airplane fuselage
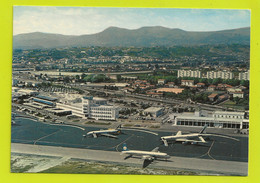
[162,133,200,140]
[121,150,170,159]
[87,129,118,135]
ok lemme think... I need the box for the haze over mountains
[13,26,250,49]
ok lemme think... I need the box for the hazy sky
[13,6,250,35]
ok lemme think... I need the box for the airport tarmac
[11,143,248,175]
[12,117,248,163]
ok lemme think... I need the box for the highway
[11,143,248,175]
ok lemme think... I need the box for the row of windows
[177,119,242,124]
[214,115,244,119]
[176,121,241,128]
[91,115,113,118]
[91,111,112,114]
[91,108,113,111]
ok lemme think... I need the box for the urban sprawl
[12,46,249,132]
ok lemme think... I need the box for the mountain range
[13,26,250,49]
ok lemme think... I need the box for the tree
[117,75,122,82]
[64,76,70,83]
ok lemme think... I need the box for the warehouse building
[143,107,163,117]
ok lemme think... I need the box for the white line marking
[122,128,158,136]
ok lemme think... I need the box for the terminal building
[32,95,58,107]
[82,96,119,120]
[170,110,249,129]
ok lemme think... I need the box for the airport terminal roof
[214,111,245,115]
[35,95,57,101]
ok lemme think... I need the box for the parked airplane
[121,143,170,168]
[161,125,208,146]
[85,125,122,138]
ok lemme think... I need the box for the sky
[13,6,250,35]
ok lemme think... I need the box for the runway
[11,143,248,175]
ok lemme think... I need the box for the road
[11,143,248,175]
[82,87,234,111]
[19,70,153,76]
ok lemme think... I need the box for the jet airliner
[161,125,208,146]
[121,143,170,168]
[85,125,122,138]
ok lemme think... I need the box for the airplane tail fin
[199,125,208,134]
[122,143,128,151]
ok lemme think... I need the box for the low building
[218,94,229,102]
[181,80,194,87]
[158,79,166,85]
[208,93,218,101]
[208,85,216,91]
[196,83,206,88]
[156,88,184,94]
[227,87,243,93]
[170,110,248,129]
[216,84,232,91]
[32,95,58,107]
[143,107,163,117]
[167,82,175,88]
[231,91,244,98]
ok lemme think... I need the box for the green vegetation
[136,71,178,85]
[119,108,137,115]
[11,159,34,173]
[220,98,249,110]
[83,74,113,83]
[85,121,111,125]
[40,160,197,175]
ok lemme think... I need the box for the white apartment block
[177,70,201,78]
[239,70,250,80]
[82,96,119,120]
[207,71,234,79]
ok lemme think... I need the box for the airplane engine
[142,156,154,161]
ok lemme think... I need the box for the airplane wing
[101,133,118,138]
[93,133,97,138]
[162,139,169,146]
[151,147,159,152]
[176,131,182,136]
[198,136,206,143]
[142,155,154,161]
[142,158,153,168]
